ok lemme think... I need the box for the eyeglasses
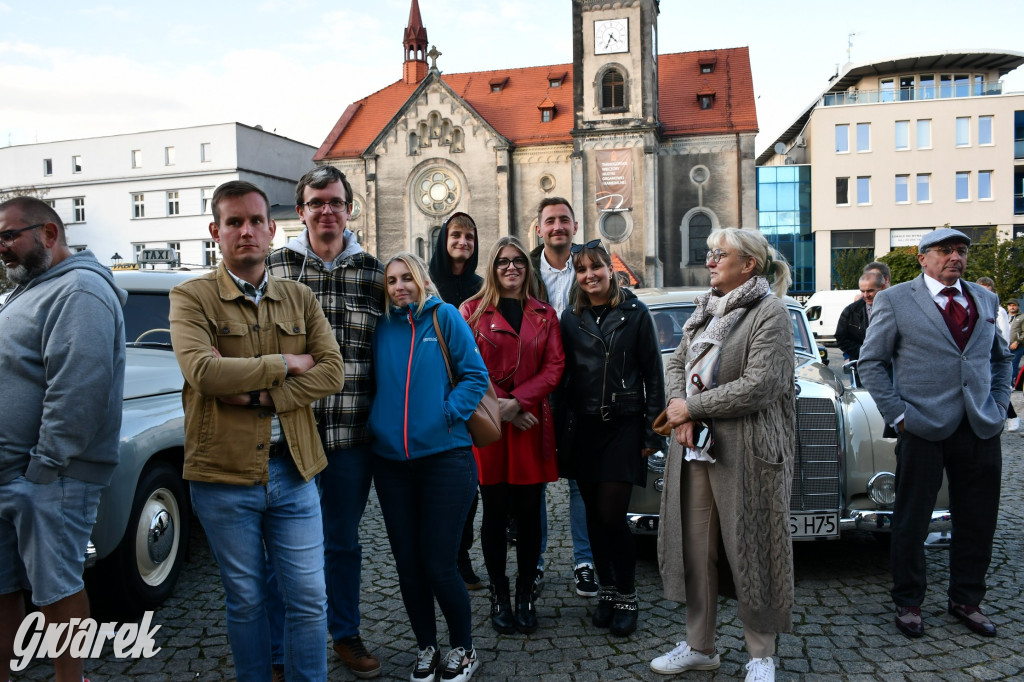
[0,223,44,248]
[300,199,349,213]
[496,256,528,270]
[929,244,969,257]
[570,239,605,255]
[705,249,731,263]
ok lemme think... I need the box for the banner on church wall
[595,149,633,211]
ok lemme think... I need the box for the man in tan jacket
[169,181,343,680]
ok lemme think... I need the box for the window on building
[856,123,870,152]
[895,175,909,203]
[167,191,180,216]
[880,78,895,102]
[202,187,213,214]
[956,172,970,201]
[917,174,931,202]
[203,240,218,267]
[701,64,713,74]
[43,158,53,176]
[44,199,55,208]
[940,74,953,98]
[165,146,176,165]
[131,149,142,168]
[200,142,212,162]
[167,243,180,264]
[917,119,932,149]
[979,171,992,200]
[73,197,85,222]
[954,73,970,97]
[956,117,970,147]
[899,75,915,101]
[919,74,935,99]
[688,212,713,265]
[836,177,850,205]
[894,121,909,150]
[600,69,626,110]
[134,244,144,261]
[835,124,849,153]
[541,109,552,122]
[979,116,993,145]
[857,177,871,205]
[133,193,145,218]
[72,155,82,173]
[699,94,714,110]
[549,79,561,88]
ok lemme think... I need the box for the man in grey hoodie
[0,196,126,682]
[266,166,385,679]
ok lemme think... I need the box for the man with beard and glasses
[0,197,127,682]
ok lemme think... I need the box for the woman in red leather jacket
[460,236,564,636]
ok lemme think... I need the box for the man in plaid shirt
[267,166,385,679]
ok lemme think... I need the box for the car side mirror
[818,346,829,365]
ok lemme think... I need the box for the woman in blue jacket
[369,252,489,682]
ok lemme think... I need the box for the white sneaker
[440,647,479,682]
[1006,417,1020,432]
[650,641,720,674]
[744,657,776,682]
[411,645,439,682]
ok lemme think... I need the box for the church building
[314,0,758,287]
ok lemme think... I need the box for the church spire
[403,0,429,84]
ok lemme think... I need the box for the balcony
[1016,193,1024,216]
[1016,137,1024,160]
[823,80,1003,106]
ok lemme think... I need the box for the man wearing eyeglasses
[859,228,1010,640]
[528,197,599,601]
[0,197,126,682]
[266,166,385,679]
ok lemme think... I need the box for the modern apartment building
[0,123,316,268]
[757,51,1024,294]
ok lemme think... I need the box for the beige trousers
[682,460,776,659]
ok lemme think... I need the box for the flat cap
[919,228,971,253]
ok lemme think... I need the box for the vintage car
[86,270,201,612]
[627,287,952,542]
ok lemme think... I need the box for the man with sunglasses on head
[266,166,385,679]
[528,198,599,601]
[0,197,126,682]
[859,228,1010,641]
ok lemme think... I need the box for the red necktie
[940,286,969,332]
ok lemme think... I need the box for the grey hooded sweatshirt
[0,250,127,486]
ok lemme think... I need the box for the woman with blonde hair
[461,236,564,635]
[369,252,488,682]
[651,227,795,682]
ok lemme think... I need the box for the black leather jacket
[559,289,666,450]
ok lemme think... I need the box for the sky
[2,0,1023,159]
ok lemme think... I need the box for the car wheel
[107,461,190,613]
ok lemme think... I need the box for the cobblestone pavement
[17,393,1024,681]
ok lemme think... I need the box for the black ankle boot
[609,592,638,636]
[514,578,538,634]
[489,577,515,634]
[592,586,615,628]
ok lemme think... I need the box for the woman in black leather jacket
[558,240,665,637]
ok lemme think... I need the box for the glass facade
[757,165,814,295]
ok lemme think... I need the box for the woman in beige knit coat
[650,227,796,682]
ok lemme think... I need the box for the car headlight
[647,449,667,473]
[867,472,896,506]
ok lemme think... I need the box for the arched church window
[687,212,713,265]
[418,122,430,147]
[601,69,626,110]
[408,132,419,155]
[415,167,461,216]
[451,128,464,153]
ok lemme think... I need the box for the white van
[803,289,860,346]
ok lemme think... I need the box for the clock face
[594,18,628,55]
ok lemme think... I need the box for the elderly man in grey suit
[860,228,1011,640]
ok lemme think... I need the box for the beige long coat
[657,294,796,633]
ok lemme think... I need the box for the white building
[0,123,316,268]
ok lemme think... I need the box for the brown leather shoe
[948,601,997,637]
[895,605,924,638]
[333,635,382,679]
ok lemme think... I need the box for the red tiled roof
[316,47,757,161]
[610,251,640,286]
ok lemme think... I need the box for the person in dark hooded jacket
[429,211,486,590]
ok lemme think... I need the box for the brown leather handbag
[432,310,502,447]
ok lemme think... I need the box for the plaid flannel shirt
[267,246,385,451]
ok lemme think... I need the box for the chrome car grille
[791,397,841,512]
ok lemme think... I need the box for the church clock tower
[572,0,662,285]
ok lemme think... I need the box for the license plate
[790,512,839,538]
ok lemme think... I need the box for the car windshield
[649,303,818,360]
[123,292,172,347]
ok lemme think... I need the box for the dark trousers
[373,448,478,650]
[480,482,543,589]
[891,416,1001,607]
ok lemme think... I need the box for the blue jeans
[1012,346,1023,388]
[191,456,327,682]
[372,448,477,651]
[538,479,593,569]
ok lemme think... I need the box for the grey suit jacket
[859,274,1012,441]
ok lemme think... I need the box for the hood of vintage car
[795,356,843,396]
[123,347,184,400]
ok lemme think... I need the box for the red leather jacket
[461,297,564,485]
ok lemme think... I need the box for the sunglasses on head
[570,239,605,255]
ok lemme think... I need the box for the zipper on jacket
[403,310,415,459]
